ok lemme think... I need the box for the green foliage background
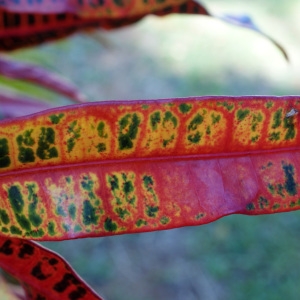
[2,0,300,299]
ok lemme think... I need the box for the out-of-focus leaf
[0,56,87,103]
[0,89,53,119]
[0,237,103,300]
[0,273,24,300]
[0,96,299,241]
[218,14,288,60]
[0,0,286,59]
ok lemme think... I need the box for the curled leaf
[217,14,288,60]
[0,56,87,103]
[0,89,53,119]
[0,237,103,300]
[0,0,286,59]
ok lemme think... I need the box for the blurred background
[2,0,300,299]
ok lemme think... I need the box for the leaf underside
[0,96,298,241]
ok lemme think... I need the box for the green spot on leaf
[68,204,76,220]
[272,109,282,129]
[246,203,255,211]
[36,127,58,160]
[115,208,130,219]
[48,221,55,236]
[62,224,70,232]
[97,121,108,138]
[269,132,280,141]
[188,113,203,131]
[146,205,159,218]
[179,103,192,114]
[0,138,10,168]
[104,218,117,232]
[17,130,35,163]
[27,184,43,227]
[56,206,66,217]
[49,114,64,124]
[211,113,221,125]
[0,210,9,225]
[217,102,234,111]
[160,216,170,225]
[150,112,161,131]
[118,113,140,150]
[10,226,22,235]
[236,109,250,121]
[163,111,177,128]
[195,213,205,220]
[136,219,147,227]
[96,143,106,152]
[283,117,296,140]
[8,185,24,214]
[30,228,44,238]
[258,196,269,209]
[108,175,119,191]
[282,163,297,196]
[67,121,81,153]
[188,132,202,144]
[266,101,273,108]
[74,225,82,232]
[143,175,154,189]
[82,200,98,226]
[16,214,31,231]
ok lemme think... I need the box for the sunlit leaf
[0,237,103,300]
[0,96,298,241]
[0,57,87,103]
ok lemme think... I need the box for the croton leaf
[0,89,53,119]
[0,237,102,300]
[0,0,286,58]
[0,56,87,103]
[0,96,298,241]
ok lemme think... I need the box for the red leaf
[0,96,298,241]
[0,237,103,300]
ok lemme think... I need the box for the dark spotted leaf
[0,237,102,300]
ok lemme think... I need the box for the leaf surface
[0,96,299,241]
[0,237,103,300]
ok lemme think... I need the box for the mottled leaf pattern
[0,96,299,241]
